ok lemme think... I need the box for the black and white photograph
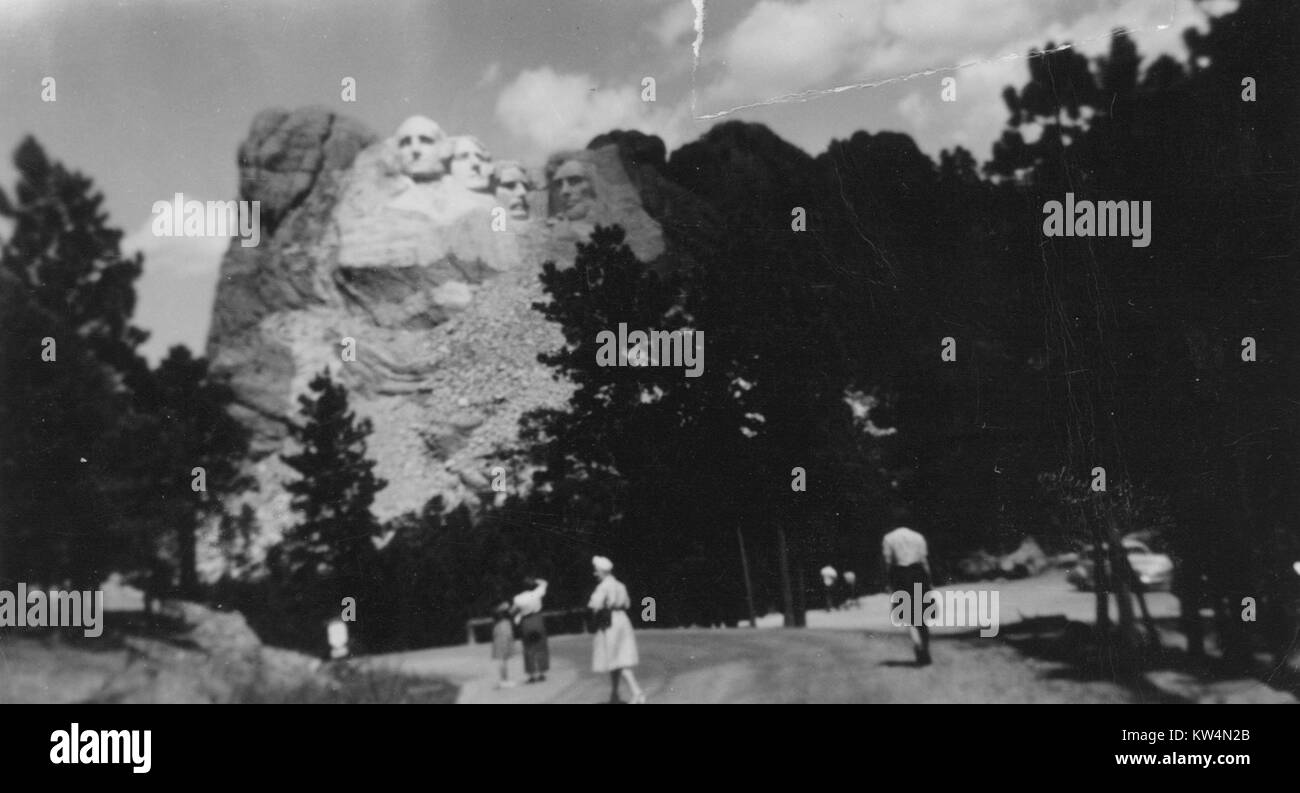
[1,0,1296,743]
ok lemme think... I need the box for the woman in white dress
[588,556,646,704]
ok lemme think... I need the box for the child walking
[490,599,517,689]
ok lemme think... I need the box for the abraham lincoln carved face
[549,159,596,221]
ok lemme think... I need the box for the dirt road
[378,626,1143,704]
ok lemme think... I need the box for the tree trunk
[1088,506,1110,635]
[1113,502,1160,650]
[1131,580,1160,650]
[1092,537,1110,634]
[1179,557,1206,659]
[1174,502,1206,659]
[776,524,797,628]
[1101,502,1143,672]
[736,523,759,628]
[178,524,199,599]
[1215,454,1254,671]
[1229,447,1262,668]
[795,562,808,628]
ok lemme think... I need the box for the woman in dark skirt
[512,577,550,683]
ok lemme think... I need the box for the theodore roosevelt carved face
[492,161,532,219]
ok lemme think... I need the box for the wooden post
[736,522,758,628]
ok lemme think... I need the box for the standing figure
[882,511,933,666]
[513,577,550,683]
[843,570,858,607]
[820,565,839,611]
[588,556,646,704]
[490,599,517,689]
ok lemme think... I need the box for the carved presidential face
[395,116,445,180]
[550,159,596,221]
[447,136,492,192]
[492,162,532,220]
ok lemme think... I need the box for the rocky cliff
[204,108,676,568]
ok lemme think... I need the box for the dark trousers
[519,612,549,674]
[889,563,932,660]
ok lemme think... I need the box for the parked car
[1066,537,1174,592]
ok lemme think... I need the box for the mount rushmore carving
[202,107,669,571]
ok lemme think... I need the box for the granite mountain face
[204,107,685,569]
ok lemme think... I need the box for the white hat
[592,555,614,573]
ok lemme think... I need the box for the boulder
[97,601,323,703]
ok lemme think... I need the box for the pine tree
[0,137,146,588]
[276,368,387,627]
[0,137,145,369]
[121,345,253,599]
[522,225,737,623]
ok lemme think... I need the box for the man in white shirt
[512,577,550,683]
[882,511,933,666]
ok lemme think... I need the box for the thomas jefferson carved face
[492,161,532,220]
[446,136,492,192]
[550,159,596,221]
[395,116,446,181]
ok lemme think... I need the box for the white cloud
[707,0,884,105]
[898,55,1025,156]
[495,67,694,158]
[648,1,697,48]
[698,0,1221,159]
[123,215,229,277]
[702,0,1149,111]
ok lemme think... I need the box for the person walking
[820,565,839,611]
[882,512,933,666]
[490,599,518,688]
[588,556,646,704]
[513,577,550,683]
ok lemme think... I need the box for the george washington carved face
[492,161,532,220]
[395,115,446,181]
[549,159,596,221]
[446,136,493,192]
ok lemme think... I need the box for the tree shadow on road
[995,615,1297,703]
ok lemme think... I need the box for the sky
[0,0,1232,363]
